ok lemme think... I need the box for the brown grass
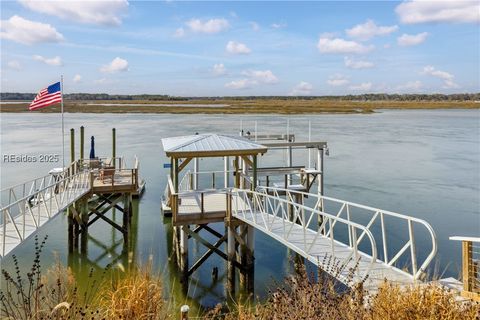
[1,99,478,114]
[2,240,478,319]
[205,267,480,320]
[99,261,171,320]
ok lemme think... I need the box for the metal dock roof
[162,133,268,158]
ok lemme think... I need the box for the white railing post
[381,212,388,263]
[408,219,418,277]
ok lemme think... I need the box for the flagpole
[61,75,65,170]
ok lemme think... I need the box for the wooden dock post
[70,128,75,163]
[226,192,236,295]
[180,305,189,320]
[123,193,131,248]
[79,198,88,253]
[67,129,75,252]
[180,225,189,278]
[112,128,116,161]
[224,156,229,188]
[245,225,255,293]
[80,126,84,160]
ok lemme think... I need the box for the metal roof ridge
[168,134,209,151]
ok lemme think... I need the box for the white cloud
[271,22,287,29]
[422,65,459,88]
[33,55,63,66]
[396,80,423,91]
[225,79,252,89]
[73,74,82,83]
[186,18,229,34]
[173,27,185,38]
[327,74,350,86]
[241,70,278,84]
[317,37,373,54]
[212,63,226,76]
[19,0,128,26]
[396,0,480,24]
[290,81,313,95]
[0,15,64,45]
[226,41,251,55]
[94,78,107,84]
[250,21,260,31]
[100,57,129,73]
[226,69,279,89]
[350,82,372,91]
[397,32,429,46]
[7,60,21,70]
[344,56,374,69]
[346,19,398,41]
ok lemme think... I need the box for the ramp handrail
[1,169,90,257]
[231,188,378,283]
[255,186,437,280]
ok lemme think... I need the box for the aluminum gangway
[230,186,437,291]
[0,162,90,258]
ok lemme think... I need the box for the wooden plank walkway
[174,191,249,225]
[234,210,414,291]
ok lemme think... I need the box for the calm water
[1,110,479,307]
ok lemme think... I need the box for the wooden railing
[450,236,480,301]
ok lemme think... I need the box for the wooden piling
[123,193,131,248]
[227,224,236,295]
[80,198,88,253]
[70,128,75,164]
[180,305,189,320]
[80,126,84,160]
[180,225,189,277]
[112,128,116,161]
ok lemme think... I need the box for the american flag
[29,82,62,110]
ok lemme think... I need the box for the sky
[1,0,479,96]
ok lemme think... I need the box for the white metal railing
[231,188,378,283]
[0,162,90,257]
[253,187,437,280]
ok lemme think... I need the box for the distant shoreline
[1,99,478,114]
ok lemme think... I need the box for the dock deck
[173,190,249,225]
[1,157,143,257]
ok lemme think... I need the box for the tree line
[1,92,479,101]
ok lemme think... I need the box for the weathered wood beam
[178,157,193,173]
[89,208,125,233]
[184,227,228,261]
[86,196,124,228]
[187,234,227,276]
[241,155,253,168]
[187,224,205,238]
[203,225,223,239]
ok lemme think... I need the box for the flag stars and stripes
[29,82,62,110]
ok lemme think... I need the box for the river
[1,109,479,307]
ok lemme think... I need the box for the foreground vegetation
[1,98,478,114]
[1,236,478,319]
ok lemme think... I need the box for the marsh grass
[204,260,480,320]
[0,235,104,319]
[99,260,171,320]
[1,238,478,319]
[1,99,478,114]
